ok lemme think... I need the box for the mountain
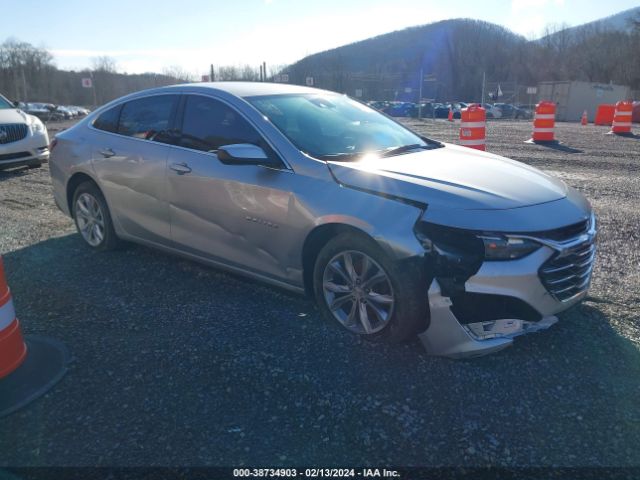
[283,10,640,102]
[285,19,528,102]
[551,6,640,36]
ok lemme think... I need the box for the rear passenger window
[93,105,121,133]
[118,95,178,143]
[180,96,262,152]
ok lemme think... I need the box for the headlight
[479,235,540,260]
[32,121,44,133]
[28,116,45,134]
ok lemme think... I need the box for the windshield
[0,95,13,110]
[248,93,432,160]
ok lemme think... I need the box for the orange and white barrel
[608,100,633,135]
[459,104,486,151]
[0,257,27,379]
[530,101,556,142]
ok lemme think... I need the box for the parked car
[482,103,503,119]
[49,83,596,358]
[0,93,50,169]
[385,102,416,117]
[409,102,437,118]
[494,103,529,119]
[517,104,535,119]
[432,102,468,119]
[366,101,389,112]
[434,103,452,118]
[55,105,75,120]
[69,106,91,116]
[23,102,53,121]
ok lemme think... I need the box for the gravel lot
[0,119,639,469]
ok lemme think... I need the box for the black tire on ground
[313,232,428,343]
[71,181,120,251]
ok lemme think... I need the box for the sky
[3,0,639,76]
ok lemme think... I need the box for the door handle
[99,148,115,158]
[170,162,192,175]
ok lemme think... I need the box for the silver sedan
[49,83,596,358]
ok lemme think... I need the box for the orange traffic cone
[581,110,588,126]
[447,108,454,122]
[607,100,634,136]
[459,104,486,151]
[525,101,557,144]
[0,256,69,417]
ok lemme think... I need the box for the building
[537,81,631,122]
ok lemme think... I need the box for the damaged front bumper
[417,215,596,359]
[419,279,559,358]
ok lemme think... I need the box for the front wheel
[313,233,428,343]
[72,181,120,251]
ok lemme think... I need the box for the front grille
[539,239,596,302]
[0,124,29,144]
[527,220,589,241]
[0,151,30,161]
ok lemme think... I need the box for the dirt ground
[0,118,639,469]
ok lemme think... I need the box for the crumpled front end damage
[414,213,597,359]
[420,279,559,358]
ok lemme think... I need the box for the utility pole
[90,71,97,108]
[21,68,28,101]
[263,62,267,82]
[418,68,423,120]
[259,64,263,82]
[210,64,215,82]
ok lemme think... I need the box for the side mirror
[217,144,281,167]
[13,101,19,108]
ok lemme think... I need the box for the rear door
[91,94,179,245]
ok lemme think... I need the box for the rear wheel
[313,233,427,343]
[72,182,120,251]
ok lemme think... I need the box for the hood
[327,143,567,210]
[0,108,29,125]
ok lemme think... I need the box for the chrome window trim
[87,91,294,173]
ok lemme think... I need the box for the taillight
[49,138,58,152]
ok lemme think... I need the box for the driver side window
[180,95,262,153]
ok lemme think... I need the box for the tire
[71,181,120,251]
[313,233,428,343]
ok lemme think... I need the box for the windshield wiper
[318,142,438,162]
[379,143,431,157]
[316,152,364,161]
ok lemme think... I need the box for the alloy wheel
[75,193,105,247]
[322,250,395,335]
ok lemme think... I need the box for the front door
[167,94,295,281]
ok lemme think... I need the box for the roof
[163,81,327,98]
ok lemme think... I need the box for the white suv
[0,93,50,170]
